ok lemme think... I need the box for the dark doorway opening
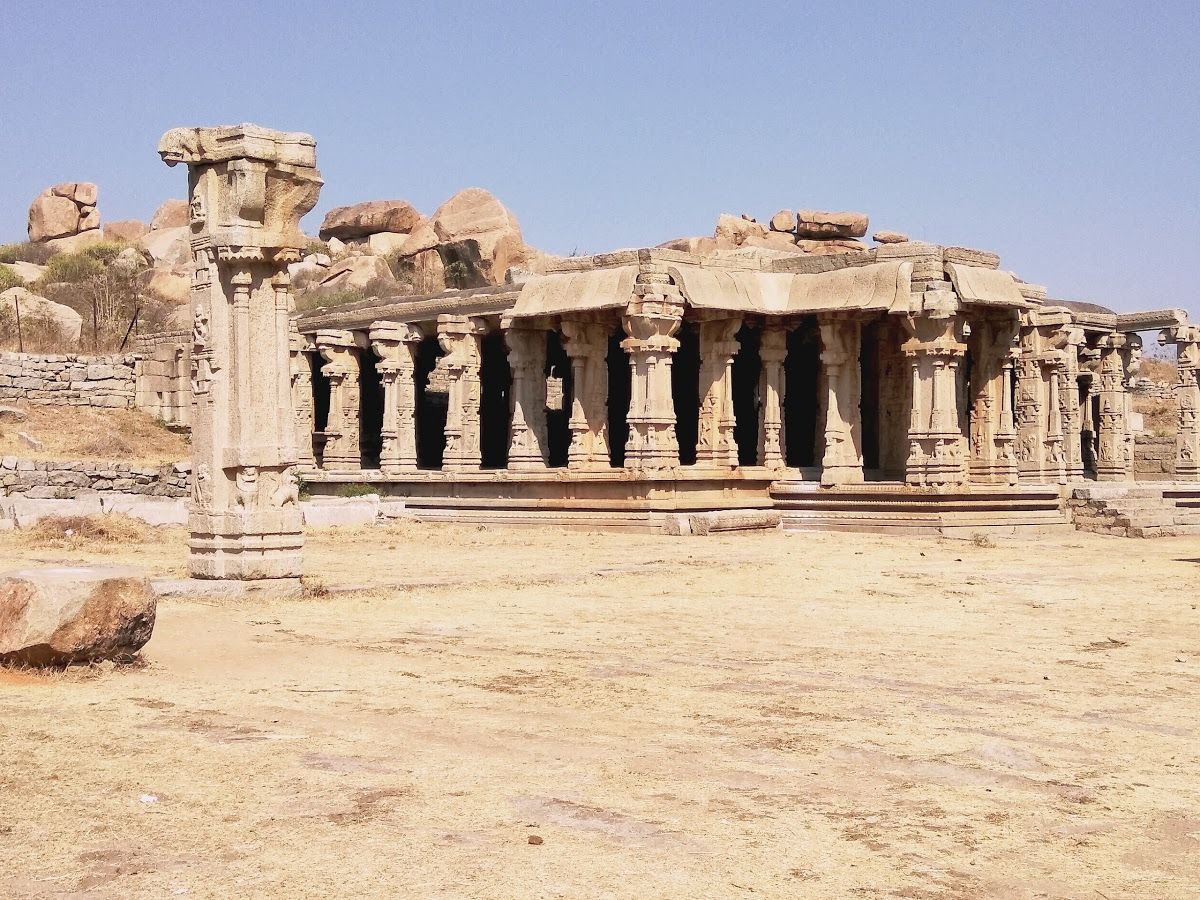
[860,319,882,471]
[479,331,511,468]
[310,353,330,467]
[672,321,700,465]
[356,348,383,469]
[731,324,762,466]
[415,336,446,469]
[784,317,820,467]
[546,331,573,467]
[607,329,631,468]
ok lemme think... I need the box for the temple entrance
[784,317,820,467]
[479,331,511,468]
[731,323,761,465]
[310,353,330,467]
[415,335,447,469]
[356,347,383,469]
[672,321,701,465]
[546,331,572,468]
[607,329,630,468]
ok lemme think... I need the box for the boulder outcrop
[430,188,527,284]
[795,209,869,239]
[872,230,909,244]
[28,182,100,243]
[317,255,395,291]
[103,220,149,243]
[0,565,155,666]
[319,200,422,240]
[0,288,84,343]
[150,199,189,231]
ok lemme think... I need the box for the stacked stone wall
[1133,434,1176,481]
[0,457,189,499]
[0,352,135,407]
[134,330,191,426]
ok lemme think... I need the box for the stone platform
[770,482,1071,536]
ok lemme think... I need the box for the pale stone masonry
[0,352,135,407]
[158,123,322,579]
[0,457,189,499]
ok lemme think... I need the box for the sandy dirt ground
[0,522,1198,898]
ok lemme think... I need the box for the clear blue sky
[1,1,1196,314]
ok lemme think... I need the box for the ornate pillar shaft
[437,314,486,472]
[968,316,1019,485]
[758,325,788,470]
[560,319,611,469]
[159,124,321,580]
[1159,326,1199,480]
[314,329,361,472]
[621,280,683,471]
[817,314,863,486]
[369,321,422,474]
[289,330,316,468]
[695,316,742,468]
[903,293,968,488]
[504,319,549,471]
[1095,334,1130,481]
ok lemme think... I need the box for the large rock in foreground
[319,200,423,240]
[0,566,155,666]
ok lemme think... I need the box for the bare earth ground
[0,523,1198,899]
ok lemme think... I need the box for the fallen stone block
[300,496,380,528]
[100,495,187,526]
[0,566,155,666]
[10,496,103,527]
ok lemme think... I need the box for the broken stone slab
[300,496,380,528]
[151,577,303,600]
[99,495,187,526]
[8,496,104,528]
[663,509,782,536]
[0,405,27,423]
[0,566,155,666]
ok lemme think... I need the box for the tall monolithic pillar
[289,329,317,468]
[159,124,321,580]
[621,279,683,471]
[369,321,423,474]
[1095,333,1131,481]
[1160,325,1200,480]
[560,318,611,470]
[503,316,549,471]
[818,313,864,486]
[695,315,742,468]
[758,324,788,470]
[314,329,361,472]
[1051,326,1087,481]
[437,314,486,472]
[902,291,968,488]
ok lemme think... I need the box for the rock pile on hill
[661,209,913,260]
[28,183,102,252]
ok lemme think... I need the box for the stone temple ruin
[149,124,1198,578]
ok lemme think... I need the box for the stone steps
[1068,481,1200,537]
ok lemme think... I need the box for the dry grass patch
[22,514,150,551]
[0,405,188,463]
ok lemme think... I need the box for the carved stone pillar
[1159,325,1200,480]
[369,321,422,474]
[158,124,321,580]
[967,315,1019,485]
[902,292,968,488]
[1051,326,1087,481]
[313,329,361,472]
[818,314,864,485]
[560,319,611,469]
[289,329,316,468]
[695,315,742,468]
[503,317,548,471]
[621,286,683,471]
[1095,333,1131,481]
[758,324,788,470]
[437,314,486,472]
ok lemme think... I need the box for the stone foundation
[1068,483,1200,537]
[1133,434,1176,481]
[0,352,136,407]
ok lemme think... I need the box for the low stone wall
[0,456,189,499]
[1134,434,1176,481]
[134,330,191,427]
[0,352,136,407]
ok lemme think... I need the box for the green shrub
[335,483,378,498]
[38,252,103,286]
[80,240,130,265]
[0,264,22,293]
[0,242,57,265]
